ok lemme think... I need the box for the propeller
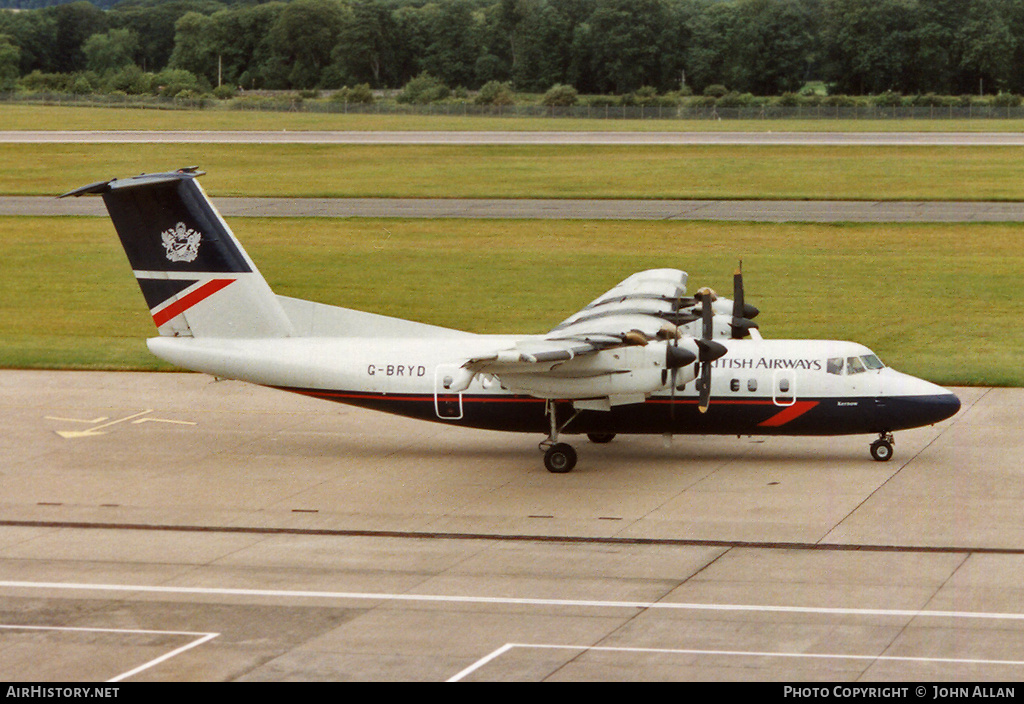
[662,289,696,420]
[665,336,696,419]
[695,288,727,413]
[730,261,760,339]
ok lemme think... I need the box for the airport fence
[6,92,1024,121]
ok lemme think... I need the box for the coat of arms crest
[161,222,202,263]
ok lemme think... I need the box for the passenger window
[747,378,757,392]
[862,355,884,370]
[847,356,866,374]
[779,378,790,393]
[827,357,844,375]
[730,379,740,392]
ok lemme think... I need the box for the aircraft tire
[587,432,615,444]
[544,443,577,473]
[870,439,893,462]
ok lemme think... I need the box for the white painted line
[108,631,219,683]
[4,579,1024,622]
[0,624,219,682]
[447,643,517,682]
[448,643,1024,682]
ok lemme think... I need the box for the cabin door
[433,364,464,420]
[772,369,797,407]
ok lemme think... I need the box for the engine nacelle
[497,341,699,402]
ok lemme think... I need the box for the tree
[580,0,675,94]
[84,28,139,75]
[729,0,816,95]
[329,0,399,88]
[0,9,50,75]
[421,0,480,88]
[685,0,740,93]
[108,0,225,74]
[168,11,216,82]
[265,0,348,88]
[48,1,108,74]
[209,2,286,91]
[0,34,20,91]
[820,0,919,95]
[956,0,1014,94]
[510,1,575,92]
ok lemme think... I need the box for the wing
[448,269,694,393]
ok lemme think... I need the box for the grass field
[4,103,1024,133]
[2,104,1021,385]
[1,216,1020,386]
[8,143,1024,201]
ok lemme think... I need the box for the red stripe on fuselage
[286,387,819,425]
[151,278,235,327]
[757,400,819,427]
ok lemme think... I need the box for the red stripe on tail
[151,278,235,327]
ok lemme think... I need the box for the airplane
[61,167,961,473]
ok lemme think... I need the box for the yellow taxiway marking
[48,410,195,439]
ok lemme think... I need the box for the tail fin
[62,168,293,338]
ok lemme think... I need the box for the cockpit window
[847,356,866,374]
[861,354,885,370]
[827,357,844,375]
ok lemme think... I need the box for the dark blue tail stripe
[103,177,252,274]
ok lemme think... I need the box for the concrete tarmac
[2,369,1022,681]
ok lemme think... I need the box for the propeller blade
[731,263,755,338]
[698,359,712,413]
[670,366,677,420]
[699,290,714,340]
[669,290,682,421]
[732,263,744,319]
[695,286,727,412]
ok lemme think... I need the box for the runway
[5,129,1024,145]
[2,369,1021,681]
[9,195,1024,223]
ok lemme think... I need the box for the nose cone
[878,372,961,430]
[908,391,961,426]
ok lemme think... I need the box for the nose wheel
[870,433,894,462]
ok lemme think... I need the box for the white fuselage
[147,329,958,437]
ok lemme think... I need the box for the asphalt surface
[10,128,1024,222]
[2,371,1017,682]
[10,195,1024,223]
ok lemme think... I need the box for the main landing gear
[540,401,583,473]
[870,432,894,462]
